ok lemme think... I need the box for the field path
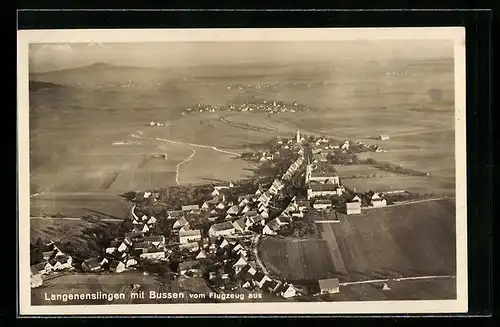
[339,274,455,286]
[175,149,196,185]
[155,137,240,156]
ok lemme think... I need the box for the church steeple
[296,129,301,144]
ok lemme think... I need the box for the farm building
[233,218,246,232]
[49,255,73,271]
[346,201,361,215]
[318,278,340,294]
[279,283,299,299]
[144,235,166,247]
[313,200,333,210]
[173,217,189,229]
[369,192,387,207]
[81,257,102,272]
[306,167,340,185]
[181,204,200,212]
[179,229,202,244]
[295,198,311,211]
[167,210,184,220]
[196,249,207,260]
[31,261,52,275]
[109,260,126,273]
[208,221,236,237]
[140,250,166,260]
[379,134,390,140]
[307,183,343,199]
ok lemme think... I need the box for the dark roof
[253,272,265,281]
[309,184,338,191]
[210,221,235,231]
[109,260,122,269]
[144,235,165,242]
[318,278,339,290]
[125,231,144,238]
[179,260,200,271]
[262,280,273,290]
[314,200,332,205]
[83,257,101,269]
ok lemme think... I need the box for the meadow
[258,237,338,282]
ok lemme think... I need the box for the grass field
[258,237,337,282]
[30,218,118,246]
[258,198,456,293]
[30,192,130,218]
[332,199,456,282]
[341,175,455,195]
[327,278,456,302]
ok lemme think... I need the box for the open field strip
[317,223,347,274]
[175,149,196,185]
[339,275,455,286]
[30,216,123,222]
[156,137,240,156]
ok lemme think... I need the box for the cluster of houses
[182,100,311,116]
[30,244,74,288]
[179,234,303,300]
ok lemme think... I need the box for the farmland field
[30,192,131,218]
[258,237,338,281]
[30,218,119,246]
[332,199,456,283]
[341,175,455,195]
[329,278,457,302]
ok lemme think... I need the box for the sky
[29,40,454,73]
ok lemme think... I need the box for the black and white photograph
[17,28,467,315]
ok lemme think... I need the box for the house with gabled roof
[179,229,202,244]
[253,273,272,288]
[109,260,126,273]
[182,204,200,212]
[209,221,235,237]
[31,261,52,275]
[196,249,207,260]
[49,254,73,271]
[147,216,157,225]
[173,217,189,229]
[133,223,149,234]
[227,205,240,215]
[233,218,246,232]
[318,278,340,294]
[144,235,165,247]
[279,283,299,298]
[167,210,184,220]
[82,257,102,272]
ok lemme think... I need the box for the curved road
[175,149,196,185]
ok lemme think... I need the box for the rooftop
[318,278,339,290]
[309,184,338,191]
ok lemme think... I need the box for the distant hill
[29,62,176,87]
[29,80,63,91]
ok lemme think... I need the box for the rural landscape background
[28,40,457,304]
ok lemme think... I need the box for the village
[181,100,311,116]
[30,128,424,301]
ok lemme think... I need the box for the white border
[17,27,467,316]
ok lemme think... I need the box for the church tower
[296,129,301,144]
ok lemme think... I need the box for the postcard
[17,27,467,316]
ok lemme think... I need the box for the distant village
[31,128,425,300]
[181,100,312,116]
